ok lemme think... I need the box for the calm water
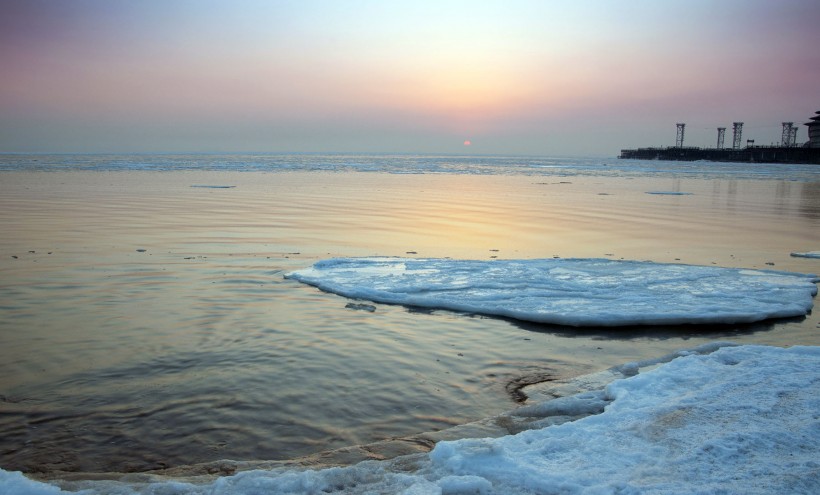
[1,154,819,474]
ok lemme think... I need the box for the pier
[619,146,820,164]
[620,111,820,164]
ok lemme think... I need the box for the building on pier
[805,111,820,148]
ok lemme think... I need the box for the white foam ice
[791,251,820,259]
[285,258,818,326]
[417,344,820,494]
[3,344,818,494]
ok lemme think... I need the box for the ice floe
[3,344,818,494]
[285,258,818,326]
[791,251,820,259]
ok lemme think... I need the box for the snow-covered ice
[285,258,818,326]
[791,251,820,259]
[2,344,818,494]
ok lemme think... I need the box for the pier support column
[676,123,685,148]
[732,122,743,149]
[782,122,794,147]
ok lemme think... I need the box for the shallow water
[0,166,819,474]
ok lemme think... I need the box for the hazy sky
[1,0,819,155]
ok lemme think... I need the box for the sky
[1,0,819,156]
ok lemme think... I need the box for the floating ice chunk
[791,251,820,259]
[286,258,818,326]
[345,302,377,312]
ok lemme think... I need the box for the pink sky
[1,0,819,155]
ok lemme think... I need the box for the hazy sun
[463,140,471,146]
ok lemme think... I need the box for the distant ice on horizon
[2,344,818,494]
[285,257,818,326]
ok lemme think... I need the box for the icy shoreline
[3,343,818,494]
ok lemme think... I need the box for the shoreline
[22,342,737,484]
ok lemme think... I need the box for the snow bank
[3,344,818,494]
[421,344,820,494]
[285,258,818,326]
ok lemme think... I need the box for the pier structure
[619,110,820,164]
[782,122,795,147]
[716,127,725,149]
[732,122,744,150]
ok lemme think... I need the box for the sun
[463,139,471,146]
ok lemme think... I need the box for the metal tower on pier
[790,127,798,146]
[716,127,726,149]
[676,123,685,148]
[732,122,744,149]
[782,122,795,146]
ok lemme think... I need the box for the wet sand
[1,171,819,474]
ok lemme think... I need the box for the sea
[0,153,818,478]
[1,152,820,180]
